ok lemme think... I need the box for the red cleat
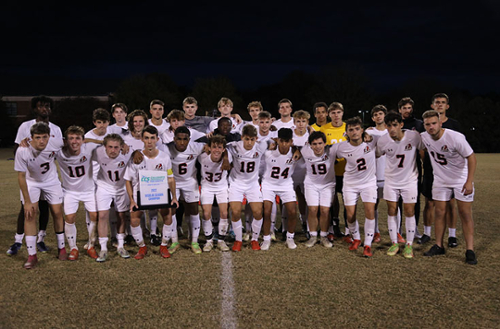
[349,239,361,251]
[232,241,242,252]
[363,245,373,257]
[134,246,148,260]
[24,255,38,269]
[87,247,98,259]
[343,236,353,244]
[397,233,406,244]
[58,248,68,261]
[68,248,79,261]
[160,245,171,258]
[250,240,261,251]
[373,232,381,243]
[327,233,336,242]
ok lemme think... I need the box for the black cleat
[418,234,431,245]
[37,241,49,253]
[150,234,161,246]
[465,250,477,265]
[448,237,458,248]
[424,244,445,257]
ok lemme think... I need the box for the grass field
[1,149,499,328]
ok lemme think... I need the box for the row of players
[10,95,477,268]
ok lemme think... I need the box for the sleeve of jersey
[14,148,28,172]
[14,123,28,144]
[328,143,339,160]
[455,133,474,158]
[166,158,174,177]
[123,164,135,181]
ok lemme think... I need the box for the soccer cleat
[327,233,335,243]
[203,240,214,252]
[418,234,431,245]
[96,250,108,262]
[343,236,353,244]
[424,244,445,257]
[305,236,317,248]
[333,224,344,238]
[270,232,277,241]
[242,232,251,242]
[117,247,130,259]
[191,242,202,254]
[58,248,68,261]
[260,240,271,251]
[37,241,49,253]
[7,242,22,256]
[111,237,118,248]
[403,244,414,259]
[387,243,400,256]
[448,237,458,248]
[363,245,373,257]
[124,235,135,245]
[160,245,171,258]
[349,239,361,251]
[373,232,381,243]
[232,241,242,252]
[134,246,148,259]
[465,250,477,265]
[87,247,98,259]
[217,240,230,252]
[68,248,79,261]
[150,234,161,246]
[250,240,261,251]
[84,242,89,250]
[286,239,297,250]
[397,233,405,243]
[168,242,180,254]
[23,255,38,269]
[320,236,333,248]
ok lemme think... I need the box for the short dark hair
[308,131,326,144]
[150,99,165,108]
[384,111,403,124]
[128,110,149,132]
[218,117,232,127]
[431,93,449,104]
[167,109,185,122]
[278,98,292,107]
[313,102,328,113]
[103,133,124,146]
[93,108,111,122]
[242,124,258,137]
[31,96,54,110]
[208,135,227,148]
[258,111,272,120]
[65,125,85,138]
[371,105,387,116]
[278,128,293,140]
[398,97,414,109]
[174,126,190,136]
[30,122,50,136]
[111,103,128,114]
[345,116,363,130]
[422,110,440,120]
[142,125,158,137]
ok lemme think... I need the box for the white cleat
[203,240,213,252]
[305,236,318,248]
[243,233,251,242]
[217,240,230,252]
[320,236,333,248]
[117,247,130,259]
[286,239,297,250]
[260,240,271,251]
[96,250,108,262]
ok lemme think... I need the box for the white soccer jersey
[198,152,232,191]
[14,138,63,184]
[292,131,309,184]
[227,140,268,185]
[336,140,377,187]
[209,117,242,134]
[123,150,173,192]
[108,123,129,136]
[15,119,63,144]
[85,128,112,182]
[366,128,388,182]
[93,146,132,192]
[148,119,170,136]
[301,144,337,187]
[293,131,309,147]
[376,130,422,188]
[421,129,473,186]
[123,134,145,151]
[56,143,99,192]
[272,119,295,130]
[160,127,205,144]
[166,141,205,188]
[261,149,296,191]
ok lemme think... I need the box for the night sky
[2,2,499,95]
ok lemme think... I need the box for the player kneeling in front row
[421,110,477,265]
[124,126,179,260]
[376,112,422,258]
[198,136,231,252]
[15,122,67,269]
[261,128,298,250]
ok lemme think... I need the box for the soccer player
[421,110,477,265]
[261,128,298,250]
[124,110,150,150]
[108,103,129,136]
[7,96,62,256]
[15,122,66,269]
[198,135,232,252]
[209,97,243,133]
[93,134,133,262]
[272,98,295,130]
[161,110,205,147]
[124,126,178,259]
[227,125,268,251]
[196,117,241,143]
[149,99,170,136]
[376,112,422,258]
[166,126,206,254]
[183,96,216,133]
[311,102,329,131]
[300,131,337,248]
[246,101,263,130]
[335,117,378,257]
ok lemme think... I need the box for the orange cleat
[397,233,406,244]
[160,245,171,258]
[58,248,68,261]
[363,245,373,257]
[343,236,353,244]
[87,247,98,259]
[24,255,38,269]
[134,246,148,260]
[373,232,381,243]
[68,248,79,261]
[349,239,361,251]
[327,233,336,242]
[250,240,261,251]
[232,241,242,252]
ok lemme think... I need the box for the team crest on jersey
[286,158,294,164]
[79,156,87,163]
[363,146,371,154]
[117,161,125,168]
[49,151,56,159]
[441,145,449,152]
[186,155,194,161]
[405,144,413,151]
[155,163,164,170]
[253,152,259,158]
[322,155,329,161]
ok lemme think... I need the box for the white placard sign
[138,169,169,207]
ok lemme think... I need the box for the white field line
[221,251,237,329]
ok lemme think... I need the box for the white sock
[117,233,125,248]
[99,237,108,252]
[287,232,295,240]
[171,215,179,243]
[149,211,158,236]
[270,202,277,232]
[424,225,432,236]
[131,226,145,247]
[65,222,77,250]
[449,228,456,238]
[345,227,350,236]
[37,230,46,243]
[88,221,97,247]
[364,218,375,247]
[232,220,243,241]
[56,233,65,249]
[190,214,201,243]
[15,233,24,244]
[85,210,91,231]
[310,231,318,238]
[161,223,173,245]
[406,216,416,245]
[263,234,271,241]
[397,207,402,233]
[387,215,398,244]
[251,218,263,241]
[219,218,229,237]
[203,219,213,238]
[26,235,37,256]
[348,221,360,240]
[320,231,328,237]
